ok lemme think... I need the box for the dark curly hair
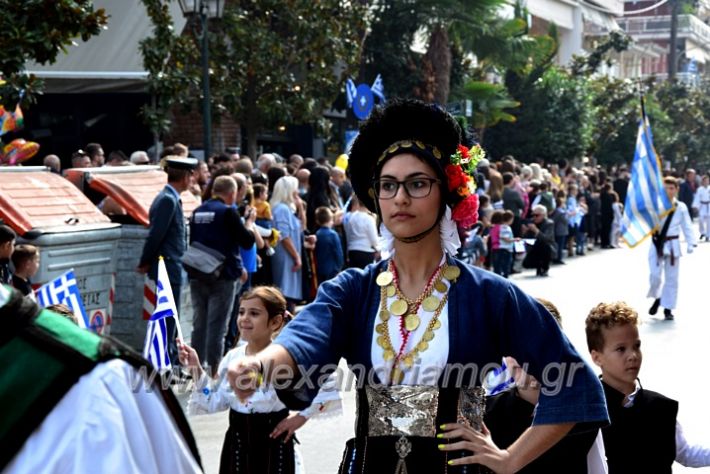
[585,301,639,352]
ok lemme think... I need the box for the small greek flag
[371,74,386,102]
[484,358,515,396]
[36,270,90,328]
[345,78,357,108]
[621,116,673,247]
[143,258,181,371]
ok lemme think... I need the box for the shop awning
[581,3,621,32]
[25,0,187,93]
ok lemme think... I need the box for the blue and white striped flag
[36,270,90,329]
[621,117,673,247]
[483,358,516,396]
[143,257,181,371]
[371,74,386,102]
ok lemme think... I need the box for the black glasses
[373,177,440,199]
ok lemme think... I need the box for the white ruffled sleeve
[187,349,238,416]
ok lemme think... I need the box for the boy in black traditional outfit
[586,301,710,473]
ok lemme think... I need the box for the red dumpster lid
[64,166,199,227]
[0,167,111,235]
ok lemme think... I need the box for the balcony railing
[618,14,710,46]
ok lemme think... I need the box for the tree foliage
[585,76,640,167]
[485,67,592,164]
[360,1,425,100]
[0,0,107,108]
[141,0,366,157]
[651,80,710,169]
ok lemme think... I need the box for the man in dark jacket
[137,157,196,364]
[189,175,256,375]
[679,169,697,220]
[522,205,556,277]
[503,172,525,237]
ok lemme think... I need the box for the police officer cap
[165,157,198,170]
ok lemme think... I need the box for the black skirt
[220,409,295,474]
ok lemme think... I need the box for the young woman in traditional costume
[227,100,608,474]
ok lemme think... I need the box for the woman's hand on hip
[437,422,513,474]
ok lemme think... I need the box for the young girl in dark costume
[179,286,340,474]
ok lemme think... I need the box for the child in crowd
[609,192,623,248]
[253,183,273,229]
[552,195,569,264]
[11,244,40,298]
[492,210,516,278]
[179,286,341,474]
[314,206,344,284]
[460,224,487,267]
[0,224,16,285]
[343,195,378,268]
[585,301,710,472]
[488,210,503,272]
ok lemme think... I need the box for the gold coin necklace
[375,259,459,384]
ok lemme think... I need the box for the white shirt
[344,211,379,253]
[692,185,710,217]
[189,344,287,415]
[6,360,201,474]
[370,275,450,386]
[653,201,696,257]
[188,344,341,418]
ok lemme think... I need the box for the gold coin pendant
[402,355,415,368]
[383,349,395,361]
[376,271,394,287]
[434,281,448,293]
[443,265,461,281]
[375,322,387,334]
[386,285,396,297]
[390,299,408,316]
[433,319,442,330]
[422,295,440,312]
[423,330,435,342]
[404,313,420,332]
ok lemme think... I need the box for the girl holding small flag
[178,286,340,474]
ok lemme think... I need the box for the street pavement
[182,230,710,473]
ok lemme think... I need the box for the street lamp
[177,0,224,159]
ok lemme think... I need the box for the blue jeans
[555,235,566,262]
[575,226,586,254]
[493,249,513,278]
[190,279,238,374]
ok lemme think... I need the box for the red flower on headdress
[445,164,468,192]
[457,145,470,161]
[452,194,479,229]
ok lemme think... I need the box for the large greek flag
[143,257,181,371]
[36,270,90,328]
[621,117,673,247]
